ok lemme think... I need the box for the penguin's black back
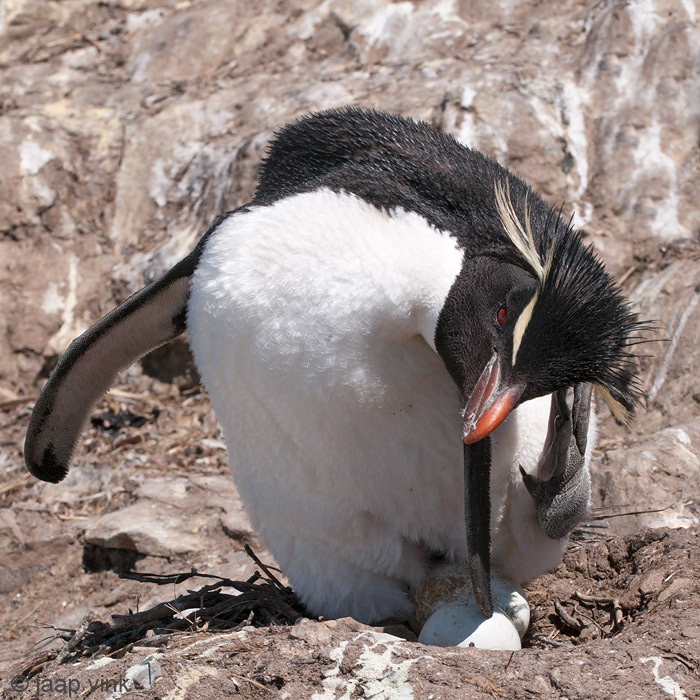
[254,108,555,269]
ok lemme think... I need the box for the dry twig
[30,547,308,669]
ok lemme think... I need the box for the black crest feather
[513,215,644,418]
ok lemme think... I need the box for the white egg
[412,563,530,650]
[418,602,522,650]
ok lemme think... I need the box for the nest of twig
[31,545,309,671]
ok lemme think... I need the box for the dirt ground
[2,370,699,698]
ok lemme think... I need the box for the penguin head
[435,180,642,444]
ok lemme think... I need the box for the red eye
[497,305,507,326]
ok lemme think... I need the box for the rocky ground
[1,0,699,697]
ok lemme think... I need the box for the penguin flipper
[24,252,197,483]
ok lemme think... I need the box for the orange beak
[463,353,524,444]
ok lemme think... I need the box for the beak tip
[463,385,524,444]
[462,418,477,444]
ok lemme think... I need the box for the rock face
[1,0,699,697]
[1,0,698,390]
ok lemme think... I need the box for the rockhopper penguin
[24,108,642,632]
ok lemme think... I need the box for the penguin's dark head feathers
[511,220,642,419]
[436,176,644,440]
[492,180,643,420]
[435,256,537,394]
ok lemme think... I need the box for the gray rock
[594,418,700,534]
[84,475,254,557]
[84,502,202,557]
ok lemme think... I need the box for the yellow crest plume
[494,180,556,364]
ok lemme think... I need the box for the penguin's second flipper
[24,246,203,484]
[520,383,593,539]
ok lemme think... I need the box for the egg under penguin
[24,108,642,629]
